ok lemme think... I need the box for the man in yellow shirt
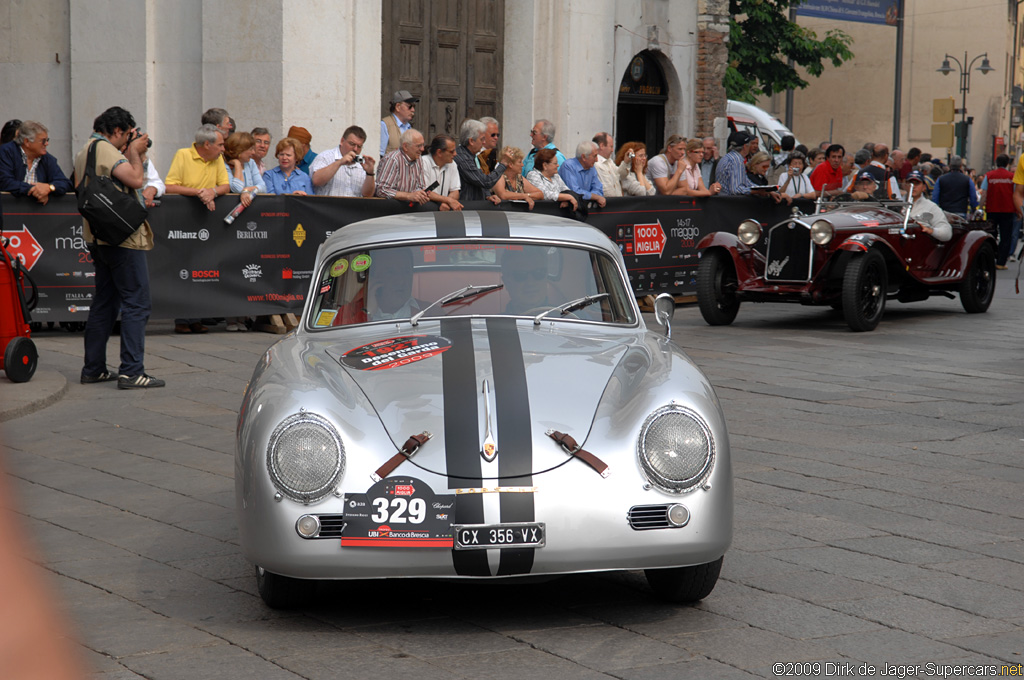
[165,124,230,210]
[165,124,230,333]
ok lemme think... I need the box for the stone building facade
[1,1,731,176]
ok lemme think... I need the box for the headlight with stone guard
[266,412,345,503]
[637,405,715,494]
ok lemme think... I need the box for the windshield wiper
[409,284,504,326]
[532,293,609,325]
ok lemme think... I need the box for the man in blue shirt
[523,119,566,177]
[558,141,606,207]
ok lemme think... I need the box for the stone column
[695,0,729,138]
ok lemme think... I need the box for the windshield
[307,241,637,329]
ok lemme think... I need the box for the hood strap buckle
[371,431,433,482]
[545,430,610,478]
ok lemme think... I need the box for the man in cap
[380,90,418,156]
[907,170,951,242]
[932,155,977,218]
[716,130,780,201]
[287,126,316,175]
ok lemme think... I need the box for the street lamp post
[937,52,995,159]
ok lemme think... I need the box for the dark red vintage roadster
[696,200,997,331]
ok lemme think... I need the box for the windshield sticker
[315,309,338,327]
[342,335,452,371]
[330,258,349,277]
[352,254,372,272]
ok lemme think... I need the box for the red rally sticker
[341,335,452,371]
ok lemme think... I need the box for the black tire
[842,249,887,332]
[645,556,723,603]
[255,565,312,609]
[4,337,38,383]
[697,250,740,326]
[959,242,996,313]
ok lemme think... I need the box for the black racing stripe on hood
[479,210,510,238]
[487,317,536,576]
[440,317,490,577]
[434,210,467,238]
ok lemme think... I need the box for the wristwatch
[48,184,55,192]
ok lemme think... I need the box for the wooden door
[382,0,503,140]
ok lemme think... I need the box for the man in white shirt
[310,126,376,198]
[591,131,622,198]
[421,133,463,211]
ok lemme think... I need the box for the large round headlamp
[737,220,762,245]
[266,412,344,503]
[810,219,834,245]
[637,405,715,494]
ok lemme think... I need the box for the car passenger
[907,170,951,242]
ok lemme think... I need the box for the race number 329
[371,497,426,524]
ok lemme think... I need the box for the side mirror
[653,293,675,339]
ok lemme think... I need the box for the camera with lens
[128,129,152,149]
[353,155,364,165]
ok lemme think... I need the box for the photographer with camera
[310,125,376,198]
[73,106,164,389]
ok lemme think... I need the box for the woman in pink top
[679,139,721,197]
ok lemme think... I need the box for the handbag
[76,139,148,245]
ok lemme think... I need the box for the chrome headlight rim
[810,219,835,245]
[637,404,716,494]
[737,219,762,245]
[266,411,345,503]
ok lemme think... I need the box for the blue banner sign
[796,0,899,26]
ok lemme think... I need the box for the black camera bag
[76,139,148,246]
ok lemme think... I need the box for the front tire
[697,250,740,326]
[959,242,996,313]
[842,249,887,332]
[256,565,312,609]
[645,556,723,603]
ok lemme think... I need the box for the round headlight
[810,219,834,245]
[267,412,344,503]
[737,219,762,245]
[637,405,715,494]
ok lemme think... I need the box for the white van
[726,100,799,156]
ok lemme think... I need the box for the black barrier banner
[1,192,802,321]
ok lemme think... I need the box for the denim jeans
[83,244,151,377]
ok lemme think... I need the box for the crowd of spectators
[5,98,1024,301]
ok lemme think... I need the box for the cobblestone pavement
[2,278,1023,679]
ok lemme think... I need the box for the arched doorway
[616,51,667,155]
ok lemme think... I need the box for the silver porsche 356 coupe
[236,211,733,608]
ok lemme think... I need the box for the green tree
[726,0,854,103]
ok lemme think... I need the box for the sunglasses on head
[507,268,547,282]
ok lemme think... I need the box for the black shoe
[117,374,166,390]
[81,370,119,384]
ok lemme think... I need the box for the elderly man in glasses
[522,118,566,177]
[0,120,73,205]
